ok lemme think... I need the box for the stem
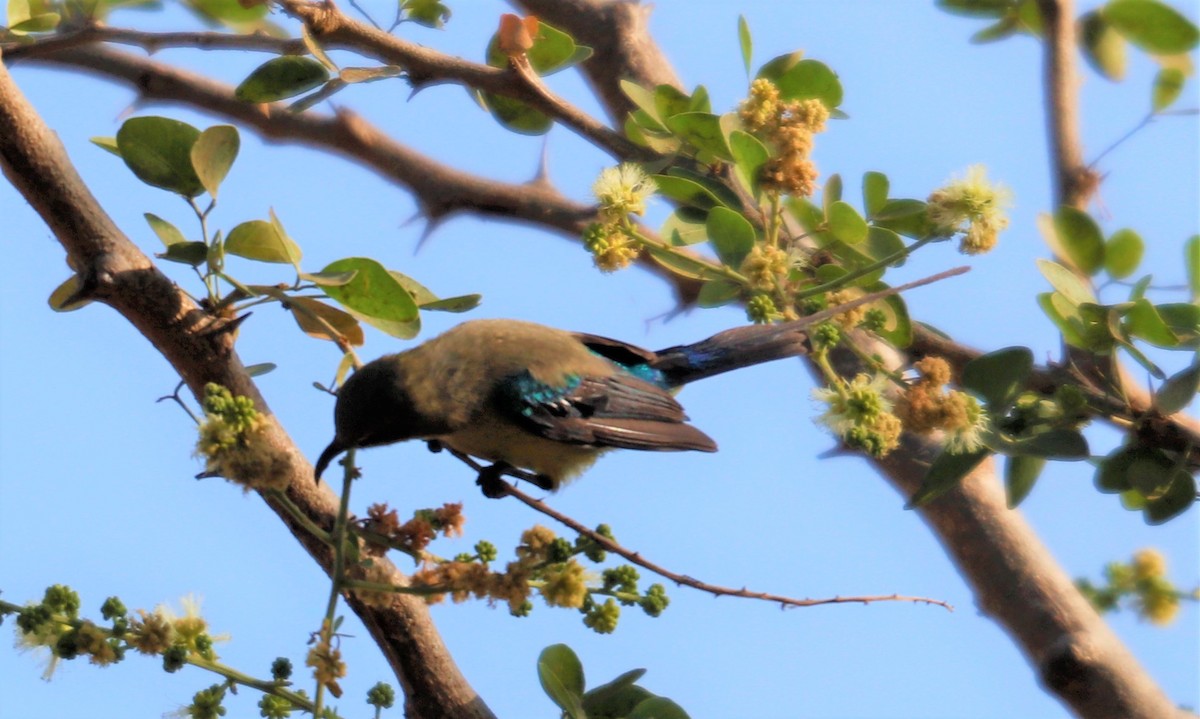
[187,196,219,303]
[795,234,937,302]
[313,446,356,717]
[627,225,750,285]
[188,656,316,712]
[265,489,333,546]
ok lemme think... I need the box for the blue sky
[2,1,1197,718]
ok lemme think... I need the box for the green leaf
[190,125,239,198]
[1125,298,1179,347]
[1187,235,1200,301]
[1005,455,1045,508]
[1155,359,1200,414]
[401,0,451,28]
[697,279,740,308]
[482,92,553,135]
[651,174,722,211]
[583,668,653,719]
[537,644,586,719]
[822,173,843,216]
[288,296,365,346]
[620,80,663,127]
[666,167,742,211]
[908,448,991,507]
[300,270,358,286]
[873,199,931,239]
[6,0,30,25]
[773,58,843,108]
[116,116,204,197]
[961,346,1032,408]
[1103,0,1199,55]
[1151,67,1185,111]
[660,209,708,246]
[1037,258,1096,305]
[653,85,693,122]
[860,282,913,347]
[144,213,187,247]
[301,24,338,72]
[225,220,301,265]
[645,245,722,281]
[828,201,868,244]
[971,17,1022,43]
[1158,303,1200,346]
[729,130,768,199]
[738,15,753,77]
[1127,447,1178,498]
[48,276,90,312]
[320,257,420,338]
[1010,429,1090,459]
[235,57,330,103]
[340,66,405,84]
[872,198,925,221]
[245,362,276,377]
[664,112,733,161]
[486,20,591,75]
[1103,228,1143,279]
[1037,292,1088,348]
[420,294,482,313]
[862,171,889,218]
[628,696,692,719]
[706,206,756,268]
[1052,207,1105,275]
[8,11,59,33]
[184,0,268,28]
[1080,11,1127,80]
[1095,445,1138,493]
[1144,471,1195,524]
[156,241,209,266]
[90,136,122,157]
[864,226,906,266]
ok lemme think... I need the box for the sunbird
[314,268,965,494]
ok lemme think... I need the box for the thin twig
[440,446,953,612]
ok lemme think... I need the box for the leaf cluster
[538,644,691,719]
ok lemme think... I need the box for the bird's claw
[426,440,444,454]
[476,462,513,499]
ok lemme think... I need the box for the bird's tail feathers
[654,266,968,386]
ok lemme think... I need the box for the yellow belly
[439,419,602,489]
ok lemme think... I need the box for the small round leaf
[116,116,204,197]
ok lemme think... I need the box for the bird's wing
[500,371,717,453]
[572,332,659,366]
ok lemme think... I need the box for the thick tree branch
[870,439,1186,719]
[1,24,305,60]
[1035,0,1097,210]
[0,56,493,719]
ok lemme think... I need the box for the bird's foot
[528,473,555,491]
[426,440,444,454]
[476,462,515,499]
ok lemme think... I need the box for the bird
[314,268,966,495]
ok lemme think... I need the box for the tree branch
[0,55,493,719]
[516,0,684,123]
[1035,0,1097,210]
[274,0,646,159]
[443,447,955,612]
[871,439,1185,719]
